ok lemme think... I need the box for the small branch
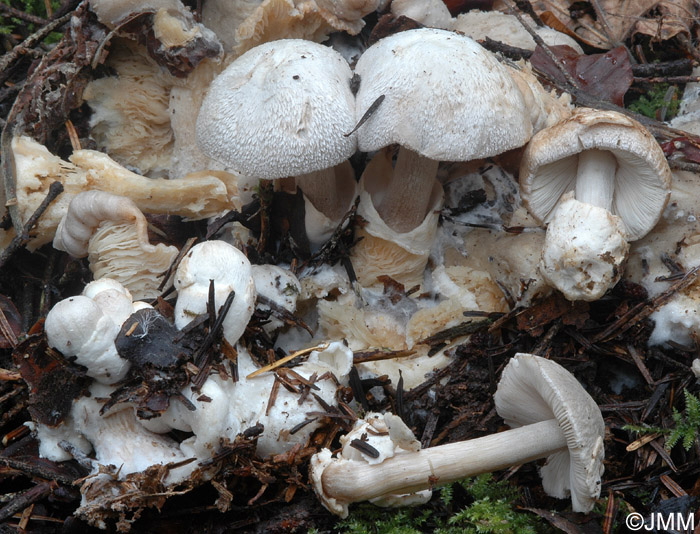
[631,58,694,78]
[0,4,47,25]
[669,160,700,173]
[0,181,64,269]
[502,0,580,90]
[0,11,73,78]
[0,482,56,522]
[634,75,700,85]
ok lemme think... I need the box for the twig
[631,58,694,77]
[634,76,700,85]
[669,160,700,173]
[0,181,63,269]
[502,0,580,90]
[0,482,56,522]
[0,12,72,80]
[0,4,47,25]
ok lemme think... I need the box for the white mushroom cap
[45,296,131,384]
[494,353,605,513]
[196,39,356,179]
[174,240,256,346]
[520,108,672,241]
[354,28,532,160]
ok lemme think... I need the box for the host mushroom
[174,240,256,346]
[196,39,358,248]
[520,108,672,301]
[53,191,179,300]
[354,28,533,233]
[311,353,605,516]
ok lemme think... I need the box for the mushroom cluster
[10,1,690,527]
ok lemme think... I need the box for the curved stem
[320,418,566,504]
[377,147,439,233]
[574,149,617,210]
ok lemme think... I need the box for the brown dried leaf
[531,0,659,49]
[530,45,633,106]
[631,0,696,43]
[516,294,589,336]
[661,137,700,164]
[12,335,90,426]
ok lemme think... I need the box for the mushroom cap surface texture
[196,39,356,179]
[354,28,532,160]
[520,108,672,241]
[494,353,605,512]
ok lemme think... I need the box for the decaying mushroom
[202,0,380,56]
[53,191,179,300]
[453,10,584,53]
[520,108,672,301]
[6,136,237,250]
[311,353,605,516]
[196,39,358,249]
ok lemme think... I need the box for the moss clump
[627,84,679,120]
[334,474,548,534]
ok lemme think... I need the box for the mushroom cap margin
[494,353,605,513]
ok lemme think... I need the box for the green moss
[625,389,700,452]
[627,84,679,120]
[335,475,547,534]
[1,0,64,43]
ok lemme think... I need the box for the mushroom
[453,10,584,53]
[311,412,432,517]
[174,240,256,346]
[5,135,238,250]
[520,108,672,301]
[44,279,143,385]
[354,28,532,233]
[53,191,179,300]
[311,353,605,516]
[196,39,358,247]
[350,28,533,287]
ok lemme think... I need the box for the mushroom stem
[574,149,617,210]
[377,147,440,233]
[320,418,566,504]
[296,167,348,221]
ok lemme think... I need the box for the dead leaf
[530,45,633,106]
[531,0,659,49]
[12,335,90,426]
[632,0,696,44]
[661,137,700,164]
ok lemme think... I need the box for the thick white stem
[377,147,440,233]
[574,149,617,210]
[321,419,566,503]
[296,167,345,220]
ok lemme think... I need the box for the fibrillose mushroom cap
[354,28,532,160]
[494,353,605,513]
[519,108,672,241]
[196,39,356,179]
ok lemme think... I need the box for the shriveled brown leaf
[661,136,700,164]
[632,0,696,44]
[531,0,658,49]
[530,45,633,106]
[12,335,90,426]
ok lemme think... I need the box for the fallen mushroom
[53,191,179,300]
[196,39,358,249]
[5,136,237,250]
[311,353,605,516]
[520,108,672,301]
